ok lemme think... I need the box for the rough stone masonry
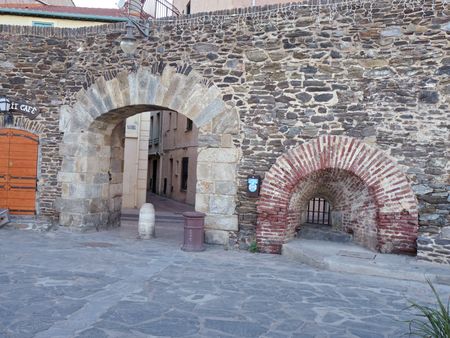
[0,0,448,263]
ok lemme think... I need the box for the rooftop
[0,3,125,21]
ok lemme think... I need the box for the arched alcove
[257,135,419,254]
[288,168,379,250]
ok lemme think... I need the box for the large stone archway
[57,65,240,244]
[257,135,419,254]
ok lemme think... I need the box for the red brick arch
[256,135,418,254]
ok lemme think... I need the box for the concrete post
[138,203,155,239]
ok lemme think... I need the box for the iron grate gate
[307,197,331,225]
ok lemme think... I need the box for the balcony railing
[122,0,180,20]
[149,136,160,146]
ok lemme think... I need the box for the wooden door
[0,129,38,215]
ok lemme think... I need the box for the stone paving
[1,216,449,338]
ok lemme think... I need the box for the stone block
[205,229,230,245]
[412,184,433,195]
[57,198,89,213]
[441,227,450,239]
[215,181,237,195]
[82,212,109,228]
[419,91,439,104]
[419,214,440,221]
[179,83,207,119]
[145,75,158,104]
[108,184,123,199]
[363,67,394,79]
[358,59,389,68]
[245,49,268,62]
[442,22,450,32]
[170,73,204,114]
[136,68,152,105]
[196,180,214,194]
[205,215,238,231]
[74,89,102,120]
[105,77,125,109]
[59,105,73,132]
[221,134,233,148]
[212,163,236,181]
[209,195,236,215]
[86,85,108,116]
[162,73,183,108]
[195,98,226,128]
[212,108,240,135]
[198,148,239,163]
[110,196,122,213]
[195,193,210,213]
[194,42,218,53]
[380,26,402,37]
[57,172,84,184]
[61,182,103,199]
[197,163,212,180]
[160,66,176,90]
[59,212,83,227]
[127,72,138,105]
[198,134,221,147]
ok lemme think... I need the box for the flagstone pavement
[1,197,449,337]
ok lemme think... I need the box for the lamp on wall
[120,20,138,55]
[0,96,13,125]
[0,96,11,113]
[119,0,181,55]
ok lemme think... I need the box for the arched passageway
[257,136,418,254]
[57,65,240,244]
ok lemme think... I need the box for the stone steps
[298,223,353,243]
[282,239,450,285]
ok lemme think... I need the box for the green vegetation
[248,241,259,253]
[407,280,450,338]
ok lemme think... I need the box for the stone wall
[0,0,448,261]
[418,231,450,264]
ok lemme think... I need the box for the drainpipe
[134,114,141,208]
[158,111,164,195]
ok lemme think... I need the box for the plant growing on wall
[248,241,259,253]
[406,279,450,338]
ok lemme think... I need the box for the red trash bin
[181,212,206,252]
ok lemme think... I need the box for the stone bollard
[138,203,155,239]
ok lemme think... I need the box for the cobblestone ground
[0,220,448,338]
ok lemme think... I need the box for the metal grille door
[0,129,38,215]
[307,197,331,225]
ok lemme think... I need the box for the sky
[73,0,119,8]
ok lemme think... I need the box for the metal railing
[123,0,180,20]
[149,136,160,146]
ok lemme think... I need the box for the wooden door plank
[3,128,38,215]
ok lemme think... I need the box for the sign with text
[0,96,40,120]
[10,101,40,120]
